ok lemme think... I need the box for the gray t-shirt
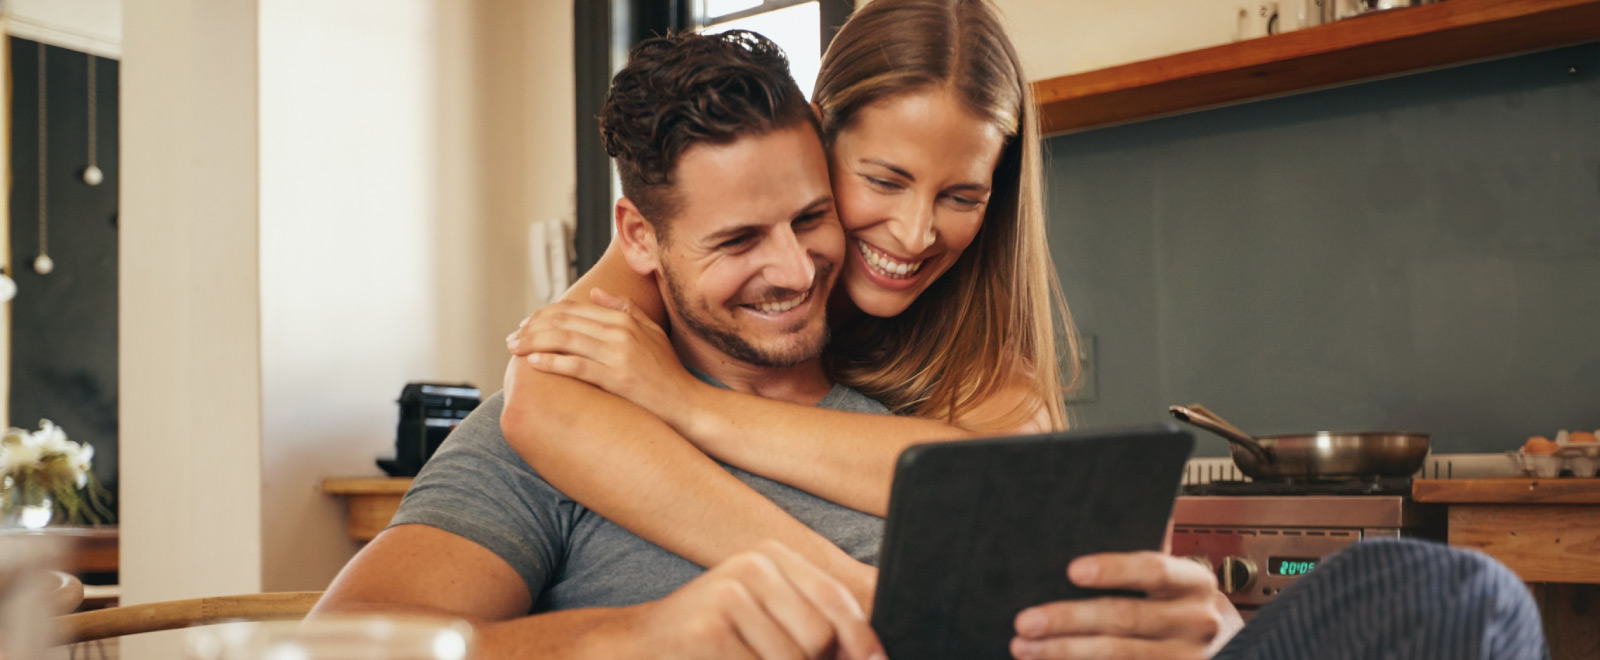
[390,383,889,613]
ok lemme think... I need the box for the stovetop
[1181,476,1413,497]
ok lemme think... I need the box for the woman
[502,0,1076,609]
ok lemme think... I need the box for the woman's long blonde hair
[816,0,1079,431]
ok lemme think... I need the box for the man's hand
[628,541,886,660]
[1009,552,1243,660]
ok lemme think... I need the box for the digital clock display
[1269,557,1319,576]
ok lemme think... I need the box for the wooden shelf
[1414,477,1600,504]
[1032,0,1600,135]
[320,476,414,496]
[322,477,414,541]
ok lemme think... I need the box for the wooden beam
[1032,0,1600,135]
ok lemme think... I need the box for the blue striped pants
[1213,538,1549,660]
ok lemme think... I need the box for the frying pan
[1169,404,1430,480]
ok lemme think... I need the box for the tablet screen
[870,425,1194,660]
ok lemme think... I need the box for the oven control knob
[1183,555,1213,572]
[1219,556,1258,595]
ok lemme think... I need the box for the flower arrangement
[0,420,113,527]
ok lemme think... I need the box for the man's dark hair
[599,30,814,231]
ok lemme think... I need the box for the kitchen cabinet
[1413,478,1600,660]
[1033,0,1600,135]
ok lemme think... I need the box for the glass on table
[187,615,475,660]
[0,531,67,659]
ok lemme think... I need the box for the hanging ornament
[0,270,15,302]
[35,41,53,276]
[82,52,102,186]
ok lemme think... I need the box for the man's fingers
[713,577,811,660]
[1014,597,1220,643]
[756,542,884,660]
[722,553,840,659]
[1010,634,1210,660]
[1069,551,1217,598]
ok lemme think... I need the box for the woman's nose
[888,197,937,255]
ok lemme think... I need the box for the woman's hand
[507,288,702,429]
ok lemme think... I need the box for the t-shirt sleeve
[388,392,569,604]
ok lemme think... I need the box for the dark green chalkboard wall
[8,39,119,508]
[1051,43,1600,457]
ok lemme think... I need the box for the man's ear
[614,198,661,276]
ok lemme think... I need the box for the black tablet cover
[870,424,1194,659]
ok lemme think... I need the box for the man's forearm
[312,599,643,659]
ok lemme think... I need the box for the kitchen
[3,0,1599,658]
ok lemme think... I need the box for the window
[698,1,822,99]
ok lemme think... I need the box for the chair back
[56,591,324,643]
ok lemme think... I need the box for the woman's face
[829,87,1007,318]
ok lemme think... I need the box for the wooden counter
[1413,478,1600,583]
[321,477,413,542]
[1414,478,1600,659]
[1033,0,1600,135]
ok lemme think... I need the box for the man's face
[651,122,843,369]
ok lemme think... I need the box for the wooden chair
[55,591,324,643]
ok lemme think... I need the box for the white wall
[120,2,262,659]
[257,0,454,593]
[995,0,1254,80]
[119,1,578,629]
[4,0,121,58]
[256,0,576,592]
[858,0,1258,81]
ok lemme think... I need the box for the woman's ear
[810,101,823,124]
[615,198,661,276]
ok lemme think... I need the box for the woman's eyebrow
[860,158,990,193]
[860,158,914,180]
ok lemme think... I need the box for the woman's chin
[843,276,917,318]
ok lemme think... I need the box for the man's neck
[669,332,834,406]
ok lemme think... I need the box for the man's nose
[762,226,816,292]
[889,196,938,255]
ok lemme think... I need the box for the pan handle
[1169,404,1274,466]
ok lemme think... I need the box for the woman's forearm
[677,384,1051,517]
[500,359,876,608]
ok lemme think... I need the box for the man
[316,30,1230,659]
[318,30,1544,660]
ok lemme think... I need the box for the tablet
[870,424,1194,660]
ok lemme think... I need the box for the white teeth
[857,241,924,280]
[753,289,809,314]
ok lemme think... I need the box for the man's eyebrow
[702,195,833,244]
[860,159,990,194]
[793,194,834,218]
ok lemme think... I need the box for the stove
[1170,473,1446,610]
[1181,476,1414,496]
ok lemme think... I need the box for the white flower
[34,420,73,455]
[0,420,92,486]
[67,442,95,488]
[0,439,42,477]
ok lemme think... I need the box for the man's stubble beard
[661,261,834,369]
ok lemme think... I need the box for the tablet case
[870,424,1194,660]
